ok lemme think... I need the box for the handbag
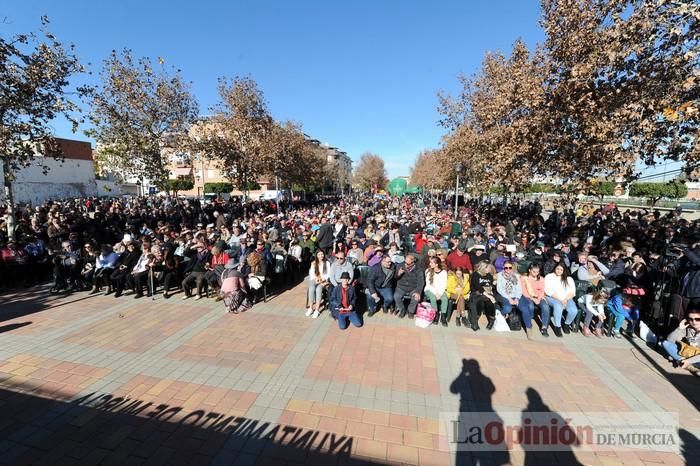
[678,340,700,359]
[415,302,436,329]
[493,312,511,332]
[248,275,265,290]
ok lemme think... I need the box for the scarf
[381,265,394,288]
[341,286,349,308]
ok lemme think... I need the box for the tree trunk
[4,174,16,240]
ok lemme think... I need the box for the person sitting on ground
[330,271,362,330]
[662,307,700,376]
[393,254,424,318]
[306,249,331,318]
[446,267,470,327]
[544,263,578,337]
[367,254,396,316]
[424,256,449,325]
[519,263,551,337]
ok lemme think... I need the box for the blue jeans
[545,297,578,327]
[518,296,551,330]
[662,340,700,367]
[367,287,394,314]
[338,311,362,330]
[607,306,636,332]
[496,293,515,316]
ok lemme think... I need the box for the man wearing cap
[330,271,361,329]
[469,244,489,268]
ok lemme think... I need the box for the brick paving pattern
[0,283,698,465]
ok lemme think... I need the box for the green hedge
[204,182,233,194]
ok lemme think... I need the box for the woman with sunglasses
[662,307,700,375]
[518,263,551,337]
[495,260,521,319]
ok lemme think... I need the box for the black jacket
[396,263,425,295]
[367,262,396,295]
[316,223,335,249]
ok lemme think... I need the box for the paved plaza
[0,284,698,465]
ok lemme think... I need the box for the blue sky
[3,0,547,177]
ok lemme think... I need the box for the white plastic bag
[639,320,657,345]
[493,312,511,332]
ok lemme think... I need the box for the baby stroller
[220,260,251,314]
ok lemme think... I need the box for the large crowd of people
[1,193,699,374]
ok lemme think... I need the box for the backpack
[508,311,522,331]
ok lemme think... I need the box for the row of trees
[2,18,350,220]
[412,0,699,194]
[88,53,340,195]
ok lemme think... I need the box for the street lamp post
[454,163,462,220]
[275,174,280,214]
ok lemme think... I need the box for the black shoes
[456,316,461,327]
[541,328,549,338]
[562,324,571,335]
[553,326,563,338]
[486,318,495,330]
[440,314,448,327]
[570,323,579,333]
[399,310,406,318]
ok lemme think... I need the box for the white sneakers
[194,295,202,301]
[305,307,313,317]
[312,310,320,319]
